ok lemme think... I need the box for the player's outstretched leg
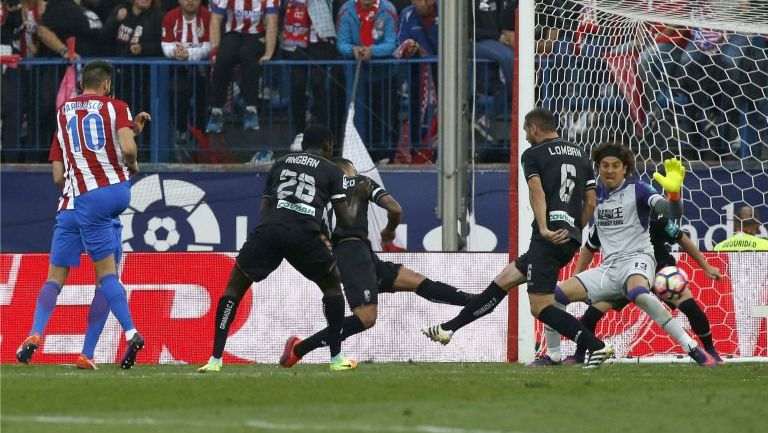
[631,287,716,367]
[414,278,475,306]
[422,281,507,345]
[283,315,367,367]
[677,297,724,364]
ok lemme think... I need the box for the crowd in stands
[1,0,766,163]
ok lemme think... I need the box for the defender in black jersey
[423,108,614,368]
[280,158,475,367]
[561,215,725,364]
[198,125,369,373]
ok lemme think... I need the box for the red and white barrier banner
[540,252,768,359]
[0,253,508,365]
[2,252,766,364]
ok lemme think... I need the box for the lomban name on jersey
[548,210,575,227]
[548,145,582,157]
[277,199,316,216]
[285,155,320,168]
[62,101,104,113]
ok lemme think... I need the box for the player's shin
[322,294,346,357]
[538,305,605,352]
[81,288,109,359]
[415,279,474,306]
[212,295,239,359]
[543,324,563,362]
[678,298,715,352]
[295,315,366,357]
[632,289,697,352]
[442,282,506,332]
[29,280,63,336]
[99,274,137,336]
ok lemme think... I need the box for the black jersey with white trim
[521,137,595,243]
[260,152,347,232]
[331,175,389,242]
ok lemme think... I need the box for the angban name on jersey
[285,155,320,168]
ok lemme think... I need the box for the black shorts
[655,254,677,272]
[236,224,335,283]
[515,238,579,294]
[335,239,379,308]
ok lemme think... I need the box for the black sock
[678,298,714,351]
[322,294,345,357]
[212,295,239,359]
[538,305,605,352]
[295,315,366,358]
[575,305,605,359]
[442,282,506,332]
[416,279,474,306]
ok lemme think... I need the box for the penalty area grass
[1,362,767,433]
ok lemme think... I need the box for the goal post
[513,0,768,362]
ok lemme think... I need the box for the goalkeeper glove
[652,158,686,200]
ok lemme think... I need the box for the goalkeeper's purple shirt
[586,179,663,262]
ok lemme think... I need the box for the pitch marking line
[3,415,531,433]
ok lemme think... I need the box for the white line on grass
[3,415,531,433]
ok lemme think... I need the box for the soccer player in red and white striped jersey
[16,136,121,370]
[205,0,279,133]
[55,60,151,370]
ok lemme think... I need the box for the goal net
[523,0,768,361]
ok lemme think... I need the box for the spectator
[714,205,768,251]
[337,0,398,158]
[32,0,105,160]
[281,0,344,152]
[469,0,515,142]
[103,0,164,57]
[19,0,46,57]
[470,0,515,92]
[395,0,437,156]
[1,0,23,160]
[205,0,279,133]
[103,0,163,152]
[161,0,210,159]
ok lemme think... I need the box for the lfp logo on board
[121,175,221,252]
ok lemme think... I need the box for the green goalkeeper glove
[652,158,685,200]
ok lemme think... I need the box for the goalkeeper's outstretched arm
[652,158,686,220]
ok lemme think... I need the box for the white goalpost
[514,0,768,363]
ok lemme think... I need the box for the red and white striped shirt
[55,94,134,196]
[49,136,74,211]
[211,0,279,35]
[161,6,212,60]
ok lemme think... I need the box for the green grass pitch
[2,362,767,433]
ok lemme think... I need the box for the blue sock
[99,274,135,332]
[81,288,110,359]
[30,281,62,336]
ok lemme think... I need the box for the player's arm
[678,234,722,280]
[333,178,371,229]
[117,128,139,175]
[378,194,402,243]
[575,225,600,273]
[52,161,65,189]
[581,188,596,229]
[528,176,569,245]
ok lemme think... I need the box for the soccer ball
[143,216,180,252]
[652,266,689,300]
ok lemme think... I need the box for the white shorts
[575,253,656,304]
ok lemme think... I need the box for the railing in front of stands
[0,57,511,164]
